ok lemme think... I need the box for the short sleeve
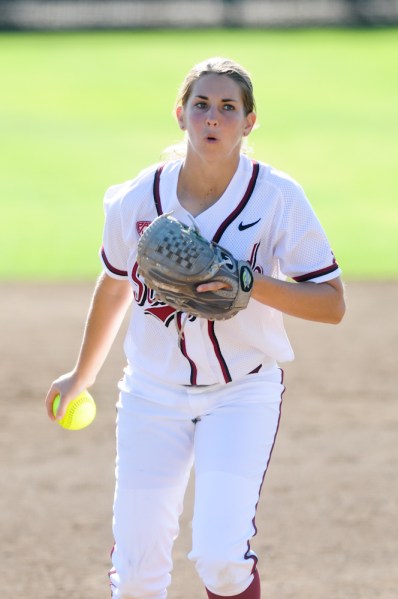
[274,180,341,283]
[99,183,129,279]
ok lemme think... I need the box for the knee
[109,565,168,599]
[190,544,255,596]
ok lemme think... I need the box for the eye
[195,101,207,109]
[223,104,235,111]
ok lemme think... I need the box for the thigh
[191,375,284,549]
[194,375,284,481]
[116,392,195,490]
[112,392,195,597]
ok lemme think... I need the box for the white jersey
[100,154,341,387]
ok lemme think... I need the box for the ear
[176,105,185,130]
[243,112,256,137]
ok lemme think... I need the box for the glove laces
[175,311,189,343]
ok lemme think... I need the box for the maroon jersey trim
[212,160,260,244]
[153,164,165,216]
[293,262,339,282]
[151,160,260,386]
[101,246,128,277]
[153,164,202,383]
[209,160,259,382]
[208,321,232,383]
[177,313,198,385]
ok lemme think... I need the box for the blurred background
[1,6,398,599]
[1,0,398,30]
[1,1,397,280]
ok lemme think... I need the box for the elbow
[328,312,345,325]
[328,296,346,324]
[324,277,346,324]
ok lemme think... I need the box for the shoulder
[103,163,160,210]
[254,159,304,194]
[240,154,305,194]
[251,159,314,215]
[104,159,183,209]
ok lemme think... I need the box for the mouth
[205,135,218,143]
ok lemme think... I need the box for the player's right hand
[45,372,87,421]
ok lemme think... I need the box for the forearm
[72,272,133,387]
[251,273,346,324]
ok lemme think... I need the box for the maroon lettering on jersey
[248,242,263,274]
[144,304,177,327]
[136,221,151,236]
[132,262,150,305]
[132,261,196,329]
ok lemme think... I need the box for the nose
[206,107,218,127]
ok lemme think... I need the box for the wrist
[251,273,270,301]
[71,367,96,390]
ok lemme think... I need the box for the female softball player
[45,57,345,599]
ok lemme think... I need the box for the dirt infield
[1,281,397,599]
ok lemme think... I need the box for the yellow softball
[53,390,96,431]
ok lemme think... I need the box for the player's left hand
[137,213,254,320]
[196,281,231,293]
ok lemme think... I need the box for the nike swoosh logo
[238,218,261,231]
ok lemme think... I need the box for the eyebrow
[194,95,239,102]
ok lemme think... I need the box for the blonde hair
[175,56,256,116]
[162,57,256,160]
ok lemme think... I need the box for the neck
[177,155,240,216]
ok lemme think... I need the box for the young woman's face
[177,73,256,161]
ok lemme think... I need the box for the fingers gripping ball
[53,391,96,431]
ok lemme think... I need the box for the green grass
[1,29,397,280]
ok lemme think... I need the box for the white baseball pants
[109,368,284,599]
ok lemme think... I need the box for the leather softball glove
[137,213,254,320]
